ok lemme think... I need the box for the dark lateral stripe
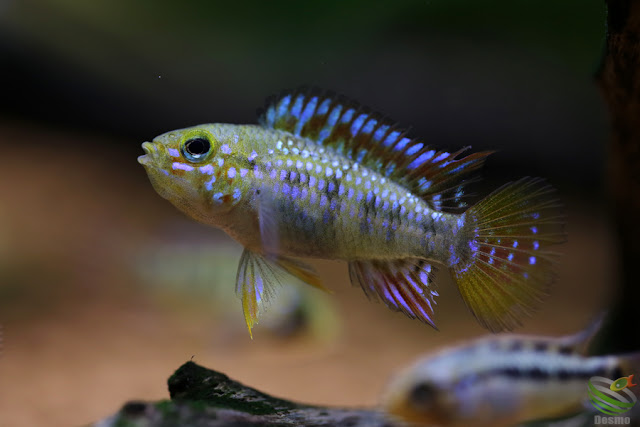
[501,339,576,355]
[462,365,613,386]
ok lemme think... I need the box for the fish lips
[138,142,156,165]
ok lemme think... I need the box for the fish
[381,316,640,427]
[138,88,566,337]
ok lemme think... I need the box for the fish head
[138,125,237,223]
[382,356,460,426]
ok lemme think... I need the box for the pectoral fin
[236,249,325,338]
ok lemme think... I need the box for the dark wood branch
[92,362,396,427]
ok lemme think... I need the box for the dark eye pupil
[409,383,435,407]
[185,137,210,157]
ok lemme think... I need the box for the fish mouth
[138,142,155,165]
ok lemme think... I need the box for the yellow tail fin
[451,177,566,332]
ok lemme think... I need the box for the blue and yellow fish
[138,89,566,337]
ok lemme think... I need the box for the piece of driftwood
[593,0,640,355]
[92,361,397,427]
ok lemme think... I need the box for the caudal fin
[451,177,566,332]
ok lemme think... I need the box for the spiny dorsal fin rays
[236,249,326,338]
[259,88,493,212]
[348,259,439,329]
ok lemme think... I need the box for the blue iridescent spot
[351,114,367,136]
[419,179,432,190]
[255,276,263,302]
[282,183,290,195]
[383,131,400,147]
[356,149,367,163]
[327,182,335,193]
[317,98,331,115]
[361,118,377,134]
[318,129,331,142]
[341,108,355,123]
[277,95,291,118]
[533,241,539,250]
[295,96,318,135]
[408,152,433,170]
[291,186,300,199]
[384,163,396,176]
[449,162,469,174]
[373,125,389,142]
[327,105,343,127]
[265,106,275,125]
[205,176,216,191]
[531,226,538,234]
[529,256,536,265]
[433,152,450,162]
[330,199,337,210]
[507,253,514,261]
[393,137,411,152]
[405,143,423,156]
[323,210,331,224]
[291,94,304,118]
[389,286,410,312]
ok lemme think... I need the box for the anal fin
[348,259,438,329]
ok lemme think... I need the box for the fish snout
[138,142,156,165]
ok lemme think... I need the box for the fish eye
[408,383,436,409]
[182,136,211,162]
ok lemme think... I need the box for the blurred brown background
[0,1,615,426]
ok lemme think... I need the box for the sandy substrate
[0,125,615,427]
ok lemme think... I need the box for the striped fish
[382,316,639,427]
[138,88,566,337]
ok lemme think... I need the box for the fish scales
[219,127,459,261]
[139,88,566,336]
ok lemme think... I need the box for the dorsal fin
[557,312,606,355]
[259,88,493,212]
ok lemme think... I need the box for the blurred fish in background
[130,223,341,342]
[382,316,639,427]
